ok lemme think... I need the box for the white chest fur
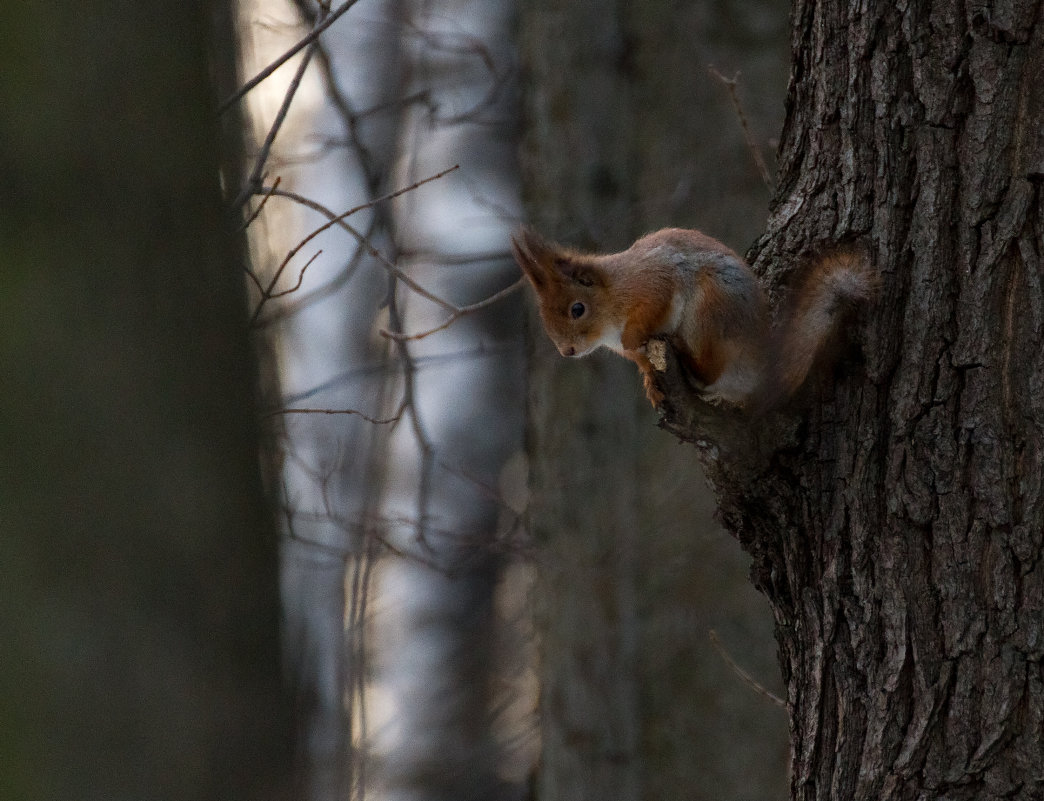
[587,323,625,356]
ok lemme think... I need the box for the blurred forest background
[0,1,791,799]
[237,0,792,799]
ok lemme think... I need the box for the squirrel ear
[511,226,562,289]
[557,260,607,288]
[511,226,607,288]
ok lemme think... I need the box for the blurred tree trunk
[237,1,410,795]
[517,1,790,800]
[654,1,1044,800]
[0,2,291,799]
[518,4,643,799]
[376,3,526,799]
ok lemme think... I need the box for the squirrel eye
[569,302,586,319]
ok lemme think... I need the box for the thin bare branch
[256,166,461,312]
[250,214,379,327]
[219,0,363,114]
[233,40,318,209]
[708,67,773,191]
[383,270,437,553]
[269,249,322,299]
[238,175,282,233]
[379,278,524,342]
[268,188,451,312]
[246,167,459,326]
[709,629,785,708]
[244,263,266,296]
[401,22,508,126]
[271,162,459,228]
[265,405,405,425]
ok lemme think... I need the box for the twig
[379,278,524,342]
[218,0,363,115]
[232,39,318,209]
[291,0,384,193]
[352,538,377,801]
[250,215,378,327]
[255,166,462,313]
[266,186,453,312]
[273,163,459,229]
[383,265,437,554]
[708,67,773,191]
[400,22,507,126]
[269,249,322,299]
[264,405,404,425]
[248,242,321,327]
[247,167,459,326]
[238,175,282,233]
[244,263,266,296]
[708,629,785,708]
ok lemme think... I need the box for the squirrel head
[510,227,616,358]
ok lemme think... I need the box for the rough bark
[655,1,1044,799]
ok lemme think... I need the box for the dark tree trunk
[658,1,1044,799]
[519,5,644,798]
[0,2,292,798]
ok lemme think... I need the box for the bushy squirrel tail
[774,247,877,401]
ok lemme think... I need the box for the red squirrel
[511,226,874,409]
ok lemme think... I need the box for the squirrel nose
[561,345,576,356]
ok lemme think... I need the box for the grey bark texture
[654,1,1044,799]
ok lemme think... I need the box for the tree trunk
[517,1,791,799]
[376,2,527,798]
[518,4,645,798]
[657,1,1044,799]
[0,3,292,798]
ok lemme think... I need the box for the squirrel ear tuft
[511,226,606,288]
[511,226,560,288]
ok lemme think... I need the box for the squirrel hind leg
[700,363,762,407]
[678,337,764,408]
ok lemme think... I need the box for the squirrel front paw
[637,340,668,407]
[643,373,665,407]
